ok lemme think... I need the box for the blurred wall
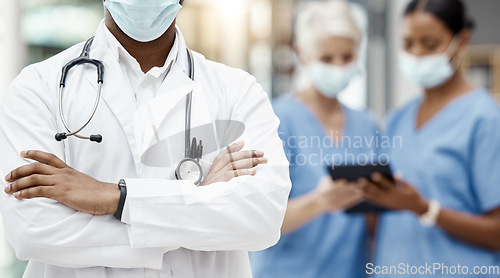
[463,0,500,100]
[464,0,500,45]
[0,2,26,277]
[0,1,26,99]
[387,0,419,109]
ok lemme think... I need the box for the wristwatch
[114,179,127,221]
[419,199,441,227]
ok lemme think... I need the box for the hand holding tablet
[326,164,394,213]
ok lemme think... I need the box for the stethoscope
[55,37,204,185]
[55,37,104,143]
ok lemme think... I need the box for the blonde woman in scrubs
[251,1,380,277]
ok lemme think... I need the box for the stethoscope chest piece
[175,158,203,185]
[174,49,204,186]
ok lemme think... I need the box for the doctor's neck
[104,12,176,74]
[423,71,474,104]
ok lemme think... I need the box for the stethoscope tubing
[56,38,202,162]
[58,82,102,140]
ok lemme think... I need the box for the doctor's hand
[201,141,267,186]
[358,173,429,215]
[4,150,119,215]
[314,177,363,213]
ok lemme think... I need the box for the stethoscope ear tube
[55,133,67,141]
[90,135,103,143]
[56,82,103,143]
[60,58,104,87]
[55,37,104,143]
[55,132,102,143]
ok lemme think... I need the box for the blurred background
[0,0,499,276]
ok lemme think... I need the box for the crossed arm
[0,67,291,268]
[4,141,267,216]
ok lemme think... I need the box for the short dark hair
[404,0,475,35]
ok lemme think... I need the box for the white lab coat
[0,22,291,278]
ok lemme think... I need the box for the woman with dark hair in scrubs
[360,0,500,276]
[251,1,381,278]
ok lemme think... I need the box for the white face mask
[104,0,182,42]
[309,62,359,98]
[399,38,460,89]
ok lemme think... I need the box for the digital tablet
[326,164,394,213]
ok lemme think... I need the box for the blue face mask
[104,0,182,42]
[309,62,359,98]
[399,37,460,89]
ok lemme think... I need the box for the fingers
[332,186,362,203]
[213,144,265,173]
[362,191,381,204]
[228,150,264,163]
[358,178,384,201]
[202,141,266,185]
[4,151,65,196]
[322,183,363,211]
[222,150,265,167]
[5,174,55,194]
[370,172,394,191]
[342,190,364,208]
[332,178,349,187]
[12,186,54,200]
[20,150,67,169]
[224,168,257,180]
[393,173,410,188]
[338,184,363,197]
[215,141,245,163]
[5,162,57,183]
[224,157,268,172]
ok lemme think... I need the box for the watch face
[176,158,203,184]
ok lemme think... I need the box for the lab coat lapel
[148,64,196,130]
[140,30,196,156]
[139,80,216,174]
[146,28,196,130]
[139,64,196,157]
[86,23,143,174]
[100,53,141,165]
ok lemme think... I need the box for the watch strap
[419,199,441,227]
[114,179,127,221]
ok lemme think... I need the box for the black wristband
[114,179,127,221]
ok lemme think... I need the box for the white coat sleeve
[0,67,166,269]
[123,73,292,251]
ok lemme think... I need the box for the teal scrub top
[250,95,381,278]
[374,88,500,277]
